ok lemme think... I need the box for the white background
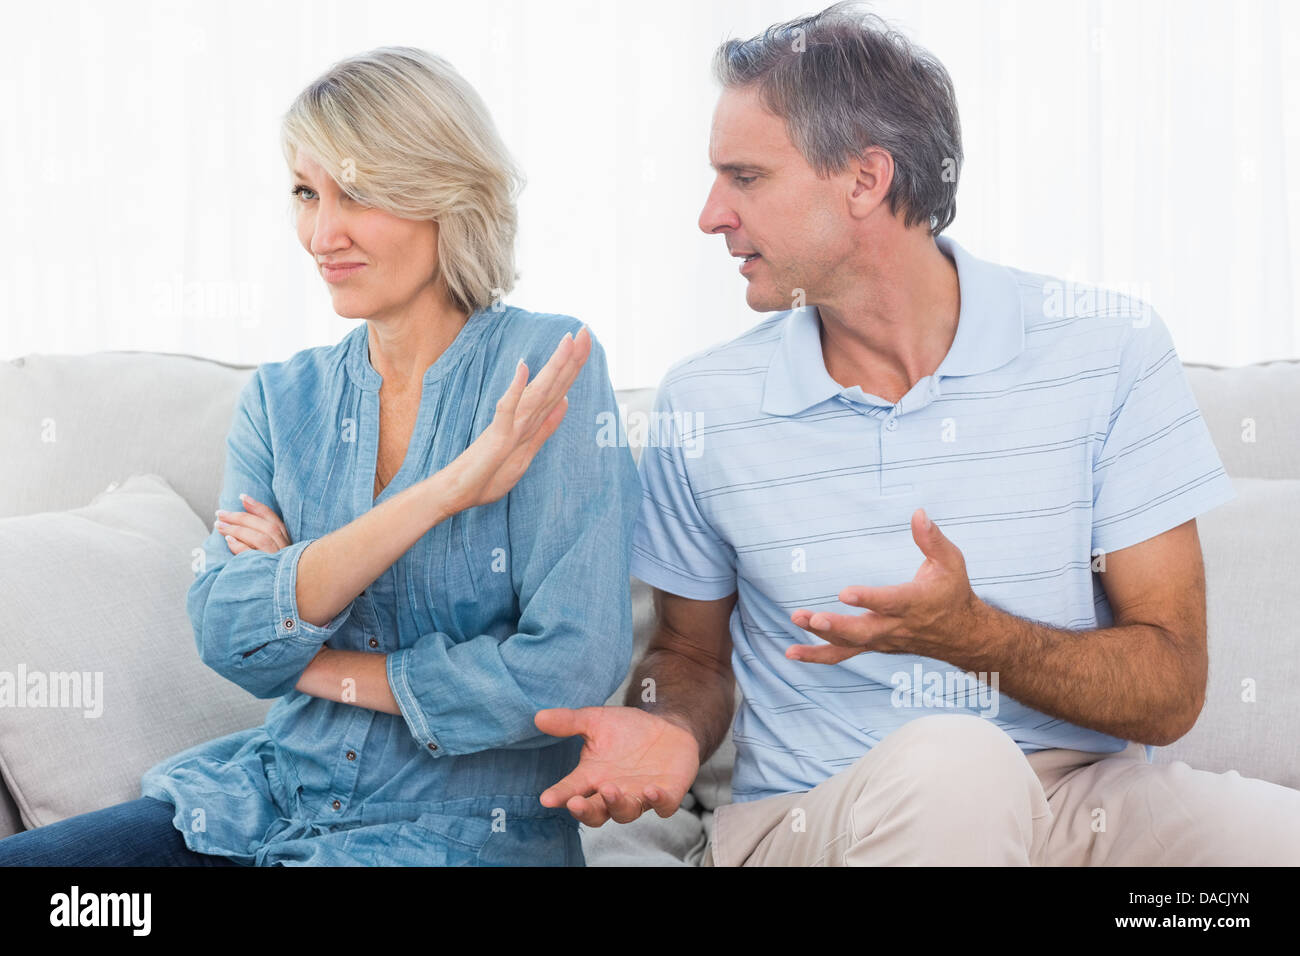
[2,0,1297,389]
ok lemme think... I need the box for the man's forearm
[625,643,735,764]
[294,473,460,628]
[918,597,1202,746]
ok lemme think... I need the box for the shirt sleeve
[628,377,738,599]
[384,326,642,757]
[188,370,357,699]
[1091,308,1237,554]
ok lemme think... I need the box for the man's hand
[216,493,292,555]
[787,508,980,664]
[534,706,700,826]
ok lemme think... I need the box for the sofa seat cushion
[0,473,271,829]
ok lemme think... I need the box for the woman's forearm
[295,647,401,714]
[294,472,462,628]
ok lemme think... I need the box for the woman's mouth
[322,262,366,282]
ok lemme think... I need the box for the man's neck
[815,234,961,404]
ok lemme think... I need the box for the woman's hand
[215,493,292,555]
[441,325,592,513]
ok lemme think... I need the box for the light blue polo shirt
[630,233,1237,803]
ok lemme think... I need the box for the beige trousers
[702,714,1300,866]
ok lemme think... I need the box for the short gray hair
[713,1,962,236]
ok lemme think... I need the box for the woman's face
[291,150,442,321]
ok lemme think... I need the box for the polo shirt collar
[760,234,1025,416]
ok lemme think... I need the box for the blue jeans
[0,797,242,866]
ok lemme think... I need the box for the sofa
[1,344,1297,865]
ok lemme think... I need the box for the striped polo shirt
[630,233,1237,803]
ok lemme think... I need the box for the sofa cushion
[0,473,271,828]
[0,351,254,523]
[1185,360,1300,479]
[1151,476,1300,789]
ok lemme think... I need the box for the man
[535,1,1300,865]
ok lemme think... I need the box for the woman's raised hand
[442,325,592,513]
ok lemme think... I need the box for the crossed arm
[212,328,592,715]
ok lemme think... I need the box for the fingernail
[216,509,227,517]
[238,493,250,503]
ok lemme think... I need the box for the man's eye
[735,175,757,186]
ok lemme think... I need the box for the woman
[0,46,640,866]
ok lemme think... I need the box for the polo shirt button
[331,799,341,810]
[886,418,898,431]
[283,618,295,630]
[346,750,356,760]
[368,637,379,648]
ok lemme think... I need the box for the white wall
[1,0,1296,388]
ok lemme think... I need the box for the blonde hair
[280,46,523,314]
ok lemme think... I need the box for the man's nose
[698,183,738,235]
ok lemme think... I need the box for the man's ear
[846,146,893,219]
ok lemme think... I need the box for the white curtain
[1,0,1296,388]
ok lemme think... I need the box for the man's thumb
[534,706,587,738]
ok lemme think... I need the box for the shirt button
[427,742,438,751]
[346,750,356,760]
[368,637,379,648]
[283,618,295,630]
[886,418,898,431]
[331,799,341,810]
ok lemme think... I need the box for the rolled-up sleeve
[384,327,641,757]
[190,371,356,699]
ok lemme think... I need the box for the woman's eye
[291,185,367,206]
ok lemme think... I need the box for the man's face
[699,85,856,313]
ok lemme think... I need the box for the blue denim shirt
[140,305,640,865]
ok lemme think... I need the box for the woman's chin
[327,295,373,320]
